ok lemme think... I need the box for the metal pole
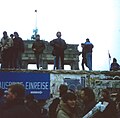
[35,10,37,30]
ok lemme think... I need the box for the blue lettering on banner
[0,72,50,99]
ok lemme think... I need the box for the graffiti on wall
[50,74,86,96]
[50,73,120,99]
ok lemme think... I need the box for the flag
[108,51,111,59]
[108,50,111,70]
[109,53,111,59]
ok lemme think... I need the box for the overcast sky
[0,0,120,70]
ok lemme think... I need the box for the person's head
[14,32,19,37]
[80,87,95,103]
[36,34,40,41]
[86,38,90,42]
[81,43,85,48]
[113,58,117,63]
[59,84,68,97]
[62,92,76,108]
[25,94,35,102]
[3,31,8,38]
[101,89,110,99]
[52,98,60,107]
[68,84,76,93]
[56,31,61,38]
[10,34,14,39]
[6,84,25,102]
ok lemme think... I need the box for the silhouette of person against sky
[84,38,94,70]
[50,31,67,69]
[32,34,45,69]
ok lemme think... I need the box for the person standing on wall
[81,43,87,70]
[0,31,13,69]
[9,34,14,68]
[12,32,25,69]
[84,38,94,70]
[50,31,67,69]
[32,34,45,70]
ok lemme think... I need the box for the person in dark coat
[24,94,41,118]
[1,84,37,118]
[49,84,68,118]
[9,34,14,68]
[12,32,24,69]
[84,38,94,70]
[116,92,120,117]
[81,43,87,70]
[98,89,118,118]
[110,58,120,71]
[80,87,96,117]
[0,88,5,106]
[50,31,67,69]
[32,34,45,69]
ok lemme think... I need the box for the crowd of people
[0,31,67,70]
[0,83,120,118]
[0,30,120,71]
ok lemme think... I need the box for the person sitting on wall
[110,58,120,71]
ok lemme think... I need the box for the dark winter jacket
[1,99,37,118]
[110,62,120,71]
[32,40,45,54]
[13,37,24,53]
[98,98,118,118]
[84,42,94,53]
[50,38,67,56]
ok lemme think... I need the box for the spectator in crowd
[24,94,41,118]
[12,32,24,69]
[81,43,87,70]
[0,88,5,105]
[1,84,37,118]
[49,84,68,118]
[38,99,48,118]
[0,31,13,69]
[80,87,96,117]
[32,34,45,69]
[98,89,117,118]
[50,31,67,69]
[75,88,85,118]
[59,84,68,98]
[49,98,60,118]
[84,38,94,70]
[57,92,77,118]
[116,92,120,117]
[110,58,120,71]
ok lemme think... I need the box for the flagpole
[31,10,38,39]
[35,10,37,31]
